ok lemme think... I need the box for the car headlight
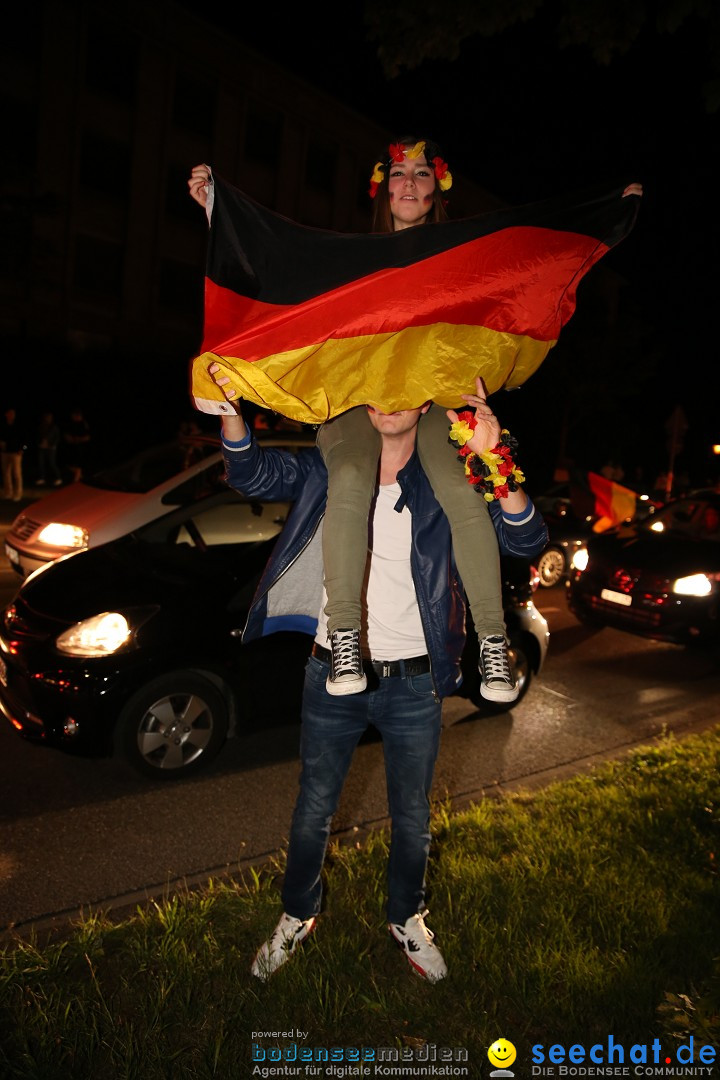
[673,574,713,597]
[37,522,89,549]
[55,607,159,656]
[571,547,589,572]
[56,613,131,656]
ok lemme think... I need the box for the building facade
[2,0,501,380]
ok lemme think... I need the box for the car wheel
[537,545,566,587]
[116,672,229,779]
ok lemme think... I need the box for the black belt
[311,643,430,678]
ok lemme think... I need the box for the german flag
[191,176,639,424]
[570,470,638,531]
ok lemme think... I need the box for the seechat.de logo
[489,1038,517,1077]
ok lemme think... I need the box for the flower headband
[368,140,453,198]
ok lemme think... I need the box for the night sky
[192,2,720,488]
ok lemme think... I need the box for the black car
[535,508,596,588]
[567,490,720,646]
[0,481,549,780]
[533,483,662,589]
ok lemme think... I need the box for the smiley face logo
[488,1039,517,1070]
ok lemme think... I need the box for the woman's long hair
[370,134,450,233]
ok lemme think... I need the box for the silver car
[4,429,315,578]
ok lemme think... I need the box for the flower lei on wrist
[448,411,525,501]
[368,140,453,198]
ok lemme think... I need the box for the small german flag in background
[570,470,638,532]
[190,177,640,424]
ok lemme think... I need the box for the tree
[365,0,720,112]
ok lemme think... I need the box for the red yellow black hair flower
[368,140,452,198]
[432,156,453,192]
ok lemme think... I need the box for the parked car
[536,509,596,588]
[533,481,660,522]
[533,483,662,588]
[567,490,720,646]
[532,482,575,518]
[0,475,549,780]
[3,427,316,578]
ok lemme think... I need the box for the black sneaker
[388,910,448,982]
[479,635,519,703]
[326,628,367,696]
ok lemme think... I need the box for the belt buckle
[382,661,392,678]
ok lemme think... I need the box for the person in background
[62,407,91,483]
[35,410,63,487]
[600,459,625,483]
[0,406,26,501]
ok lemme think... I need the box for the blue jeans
[282,654,443,925]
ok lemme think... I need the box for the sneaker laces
[389,909,448,981]
[331,628,362,678]
[480,635,514,684]
[403,909,435,948]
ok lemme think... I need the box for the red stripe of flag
[201,226,608,362]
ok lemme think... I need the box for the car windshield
[644,496,720,541]
[86,438,220,493]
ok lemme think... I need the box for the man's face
[366,403,430,435]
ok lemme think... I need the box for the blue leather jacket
[222,433,548,699]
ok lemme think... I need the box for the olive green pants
[316,404,505,638]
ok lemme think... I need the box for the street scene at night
[1,2,719,1076]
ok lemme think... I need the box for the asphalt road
[1,496,719,942]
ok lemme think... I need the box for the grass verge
[1,727,718,1079]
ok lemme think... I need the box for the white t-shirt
[315,482,427,660]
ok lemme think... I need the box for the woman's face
[387,152,436,231]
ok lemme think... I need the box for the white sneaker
[326,628,367,696]
[251,912,316,980]
[388,910,447,982]
[479,635,519,703]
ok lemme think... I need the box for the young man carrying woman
[189,137,523,707]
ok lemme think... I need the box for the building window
[85,18,138,103]
[79,132,132,199]
[157,258,204,321]
[304,139,337,196]
[73,235,124,298]
[244,103,283,168]
[0,206,32,280]
[2,96,37,177]
[172,72,216,138]
[3,6,42,65]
